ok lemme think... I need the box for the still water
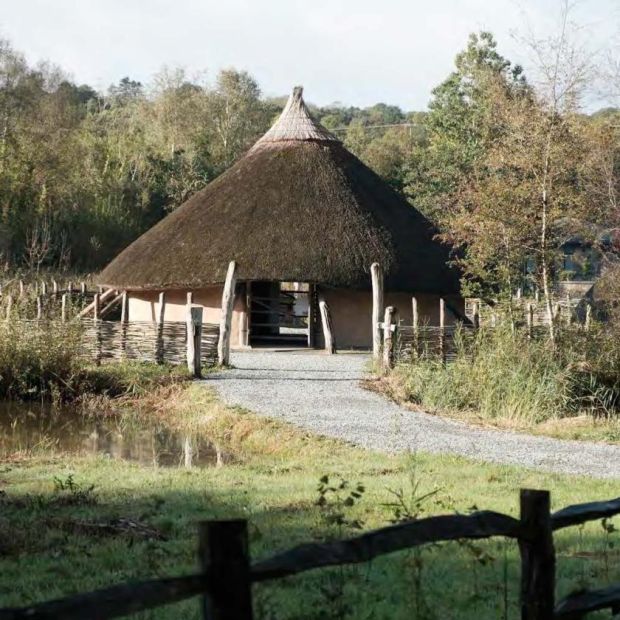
[0,401,229,468]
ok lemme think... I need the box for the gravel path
[204,351,620,479]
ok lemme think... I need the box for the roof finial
[249,85,339,149]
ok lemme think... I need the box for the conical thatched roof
[99,87,460,294]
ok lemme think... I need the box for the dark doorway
[249,281,312,347]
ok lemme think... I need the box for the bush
[0,319,84,400]
[393,323,620,424]
[0,319,188,401]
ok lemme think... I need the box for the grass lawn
[0,383,619,619]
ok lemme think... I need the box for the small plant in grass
[52,474,97,506]
[382,455,449,619]
[600,518,617,581]
[315,474,365,619]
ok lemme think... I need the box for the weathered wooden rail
[1,489,619,619]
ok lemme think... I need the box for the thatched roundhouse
[98,87,463,348]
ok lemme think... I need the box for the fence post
[519,489,555,620]
[41,281,47,296]
[411,296,419,359]
[52,279,58,298]
[439,298,446,365]
[187,305,202,378]
[371,263,384,362]
[5,294,12,321]
[472,300,480,330]
[156,292,166,364]
[199,520,253,620]
[61,293,68,323]
[120,291,128,357]
[527,303,534,340]
[585,302,592,331]
[307,283,316,348]
[93,292,101,365]
[36,295,42,320]
[382,306,397,369]
[318,299,336,354]
[218,261,237,366]
[19,280,24,297]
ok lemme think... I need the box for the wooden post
[156,292,166,364]
[218,261,237,366]
[238,283,249,348]
[93,293,100,321]
[40,281,47,296]
[371,263,384,361]
[5,295,12,321]
[120,291,128,357]
[93,292,101,365]
[120,291,128,324]
[199,520,253,620]
[52,280,58,298]
[186,306,202,378]
[19,280,24,297]
[61,293,68,323]
[318,299,336,354]
[67,281,73,294]
[519,489,555,620]
[307,283,315,348]
[36,295,42,320]
[382,306,397,369]
[412,296,419,358]
[80,281,86,296]
[472,300,480,330]
[585,302,592,331]
[439,298,446,364]
[527,303,534,340]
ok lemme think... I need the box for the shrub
[393,323,620,424]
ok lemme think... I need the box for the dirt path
[204,351,620,479]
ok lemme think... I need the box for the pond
[0,400,229,468]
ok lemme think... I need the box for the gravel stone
[203,351,620,479]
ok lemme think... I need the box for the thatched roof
[98,87,461,294]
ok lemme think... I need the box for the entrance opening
[249,281,313,347]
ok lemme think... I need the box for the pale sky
[1,0,618,110]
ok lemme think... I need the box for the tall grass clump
[392,323,620,425]
[0,319,84,400]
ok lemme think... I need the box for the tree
[405,31,526,222]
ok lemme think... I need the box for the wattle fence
[1,489,619,620]
[80,319,219,366]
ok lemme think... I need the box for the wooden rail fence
[1,489,619,619]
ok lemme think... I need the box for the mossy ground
[0,382,619,619]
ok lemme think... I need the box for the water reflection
[0,401,229,468]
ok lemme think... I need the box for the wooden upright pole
[519,489,555,620]
[371,263,384,361]
[186,306,202,378]
[120,291,129,357]
[199,520,253,620]
[5,295,12,321]
[61,293,68,323]
[218,261,237,366]
[439,298,446,364]
[318,299,336,354]
[382,306,397,369]
[527,303,534,340]
[412,296,419,359]
[156,292,166,364]
[238,283,249,348]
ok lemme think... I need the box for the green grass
[382,324,620,442]
[0,384,619,619]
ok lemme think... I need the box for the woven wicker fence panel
[77,320,220,366]
[396,325,476,363]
